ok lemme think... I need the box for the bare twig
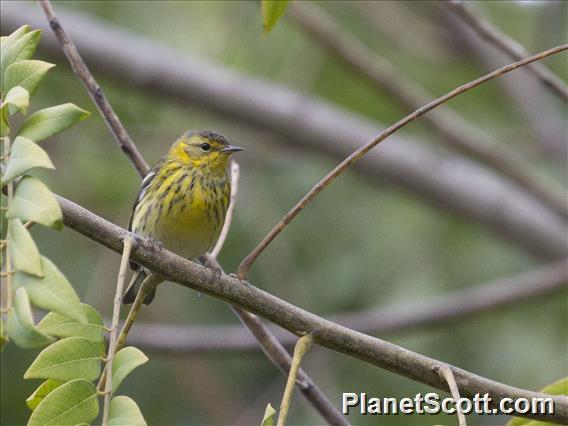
[439,365,467,426]
[101,237,133,426]
[3,3,566,258]
[116,273,162,352]
[37,0,149,178]
[207,166,348,426]
[237,44,568,280]
[122,259,568,353]
[277,333,313,426]
[447,0,568,102]
[210,161,240,259]
[287,2,568,220]
[52,193,568,423]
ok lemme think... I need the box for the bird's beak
[221,145,244,153]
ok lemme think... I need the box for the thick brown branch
[54,192,568,423]
[123,260,568,353]
[38,0,149,178]
[236,44,568,279]
[287,2,568,220]
[2,3,566,259]
[447,0,568,102]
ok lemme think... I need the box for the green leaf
[26,380,63,411]
[507,377,567,426]
[13,256,87,324]
[261,0,290,34]
[111,346,149,394]
[1,108,10,137]
[0,26,30,54]
[4,60,55,95]
[27,379,99,426]
[5,176,63,229]
[3,86,30,115]
[261,403,276,426]
[1,29,41,91]
[37,303,105,343]
[24,336,102,382]
[2,136,55,183]
[6,287,56,349]
[109,396,147,426]
[8,218,43,276]
[539,377,568,395]
[17,103,90,143]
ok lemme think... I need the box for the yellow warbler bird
[122,130,243,306]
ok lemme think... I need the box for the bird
[122,130,243,306]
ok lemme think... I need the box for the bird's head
[168,130,243,172]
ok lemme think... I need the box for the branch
[447,0,568,102]
[123,259,568,353]
[37,0,149,178]
[287,1,568,220]
[54,192,568,423]
[2,3,566,259]
[236,44,568,279]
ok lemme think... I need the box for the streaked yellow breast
[131,163,230,260]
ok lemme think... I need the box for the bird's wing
[128,165,159,270]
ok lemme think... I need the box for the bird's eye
[200,143,210,152]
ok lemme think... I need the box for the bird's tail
[122,269,157,305]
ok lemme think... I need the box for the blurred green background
[1,1,566,425]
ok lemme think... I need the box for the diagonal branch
[38,0,149,178]
[236,44,568,280]
[447,0,568,102]
[121,259,568,353]
[287,1,568,220]
[53,192,568,424]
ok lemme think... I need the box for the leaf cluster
[1,26,147,426]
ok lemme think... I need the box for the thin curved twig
[210,161,240,259]
[54,192,568,424]
[236,44,568,280]
[38,0,149,178]
[287,1,568,220]
[447,0,568,102]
